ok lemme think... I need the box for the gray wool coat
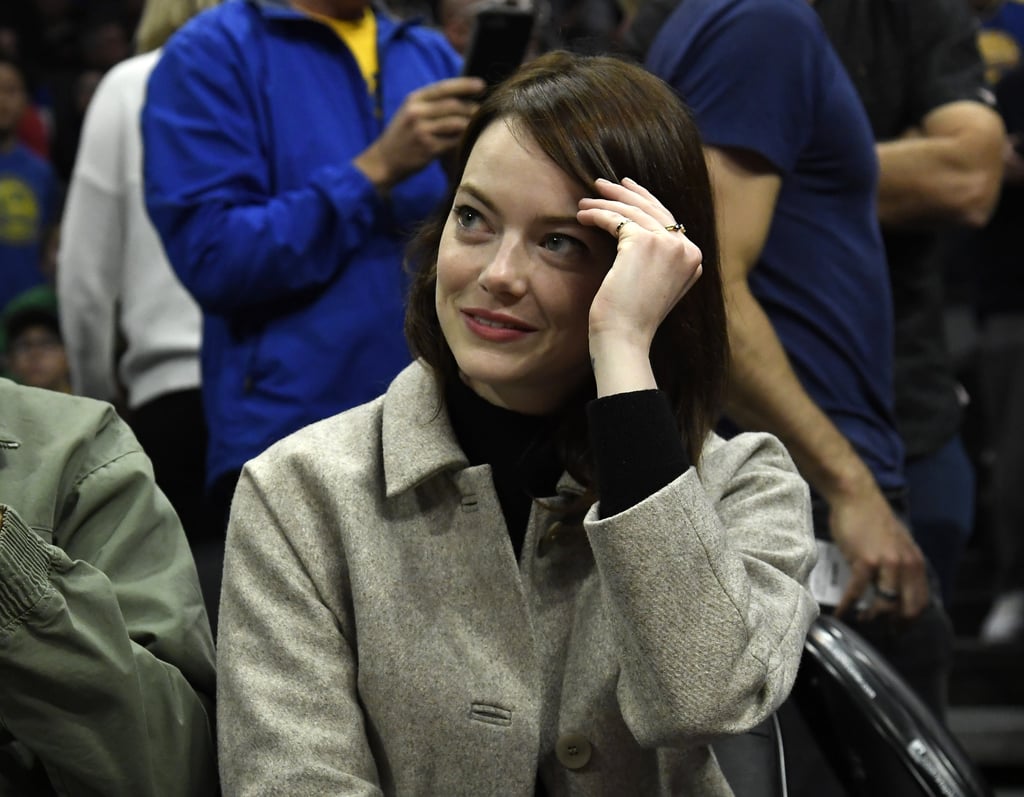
[218,362,818,796]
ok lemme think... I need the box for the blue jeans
[905,434,976,607]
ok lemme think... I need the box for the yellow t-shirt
[307,7,379,94]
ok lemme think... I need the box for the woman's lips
[461,308,536,341]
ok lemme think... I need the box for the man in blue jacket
[142,0,484,617]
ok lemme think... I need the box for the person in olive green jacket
[0,377,217,795]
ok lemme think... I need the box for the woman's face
[435,120,616,415]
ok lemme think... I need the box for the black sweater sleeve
[586,390,691,518]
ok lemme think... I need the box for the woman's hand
[576,177,703,396]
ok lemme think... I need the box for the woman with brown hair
[217,50,817,796]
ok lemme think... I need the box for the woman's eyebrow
[457,183,586,229]
[456,183,496,213]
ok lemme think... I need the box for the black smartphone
[461,6,535,87]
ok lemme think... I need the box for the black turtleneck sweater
[445,377,692,557]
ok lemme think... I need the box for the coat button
[555,732,592,770]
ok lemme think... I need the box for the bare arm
[876,101,1006,229]
[707,145,928,618]
[706,148,846,492]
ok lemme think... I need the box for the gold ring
[665,222,686,234]
[615,219,631,235]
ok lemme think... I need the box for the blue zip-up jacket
[142,0,462,485]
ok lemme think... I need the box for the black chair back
[791,615,991,797]
[713,713,787,797]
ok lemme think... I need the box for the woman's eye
[453,205,484,230]
[543,233,585,256]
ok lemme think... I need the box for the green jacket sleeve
[0,430,217,795]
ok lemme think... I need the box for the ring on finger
[615,219,632,235]
[664,222,686,234]
[875,586,900,602]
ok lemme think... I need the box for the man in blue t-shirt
[629,0,952,718]
[0,56,58,314]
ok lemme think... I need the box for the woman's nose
[477,239,528,298]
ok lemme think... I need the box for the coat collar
[381,362,469,498]
[248,0,413,37]
[378,362,589,502]
[249,0,325,20]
